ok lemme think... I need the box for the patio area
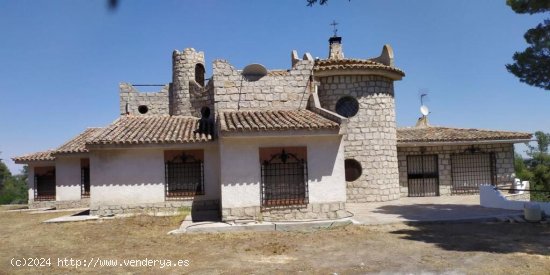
[347,195,523,224]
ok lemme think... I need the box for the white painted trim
[314,68,403,80]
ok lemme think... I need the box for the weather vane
[330,20,339,37]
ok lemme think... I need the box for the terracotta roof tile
[314,58,405,76]
[219,109,340,132]
[397,126,532,143]
[12,150,55,163]
[55,128,103,154]
[88,115,213,146]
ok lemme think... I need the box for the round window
[138,105,149,114]
[345,159,362,181]
[335,96,359,118]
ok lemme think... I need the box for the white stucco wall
[202,146,221,200]
[55,157,82,201]
[219,135,346,209]
[480,185,550,215]
[26,162,55,203]
[90,149,166,205]
[27,164,35,203]
[89,145,220,206]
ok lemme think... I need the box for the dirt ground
[0,207,548,274]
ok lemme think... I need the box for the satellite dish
[242,64,267,81]
[420,105,430,116]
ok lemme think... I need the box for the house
[13,35,532,221]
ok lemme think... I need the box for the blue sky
[0,0,548,173]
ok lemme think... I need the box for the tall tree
[505,0,550,90]
[525,131,550,196]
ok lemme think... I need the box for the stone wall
[29,199,90,210]
[29,200,56,209]
[316,75,400,202]
[90,199,219,216]
[212,55,314,112]
[222,202,348,222]
[55,198,90,209]
[119,83,169,115]
[397,143,516,196]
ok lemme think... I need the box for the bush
[0,175,28,205]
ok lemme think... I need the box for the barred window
[34,167,56,201]
[164,150,204,199]
[260,147,308,207]
[81,158,90,198]
[451,152,496,195]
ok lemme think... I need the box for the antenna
[330,20,339,37]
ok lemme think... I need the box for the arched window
[195,64,205,86]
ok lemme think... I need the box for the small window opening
[344,159,362,181]
[138,105,149,114]
[335,96,359,118]
[195,64,205,86]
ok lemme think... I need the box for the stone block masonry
[171,48,213,117]
[119,83,170,115]
[28,199,89,209]
[212,56,314,112]
[222,202,347,222]
[317,75,400,203]
[397,143,516,196]
[90,199,219,216]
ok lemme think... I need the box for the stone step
[191,210,221,222]
[512,215,526,223]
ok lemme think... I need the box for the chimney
[415,115,430,128]
[328,36,344,60]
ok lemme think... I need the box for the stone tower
[170,48,212,117]
[313,36,405,202]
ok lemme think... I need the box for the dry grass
[0,207,549,274]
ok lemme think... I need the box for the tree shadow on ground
[372,204,549,255]
[390,220,549,255]
[391,222,550,255]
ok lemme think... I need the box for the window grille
[81,167,90,198]
[34,170,56,201]
[407,155,440,197]
[335,96,359,118]
[451,152,496,195]
[260,149,308,207]
[165,153,204,199]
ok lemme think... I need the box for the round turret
[313,36,405,202]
